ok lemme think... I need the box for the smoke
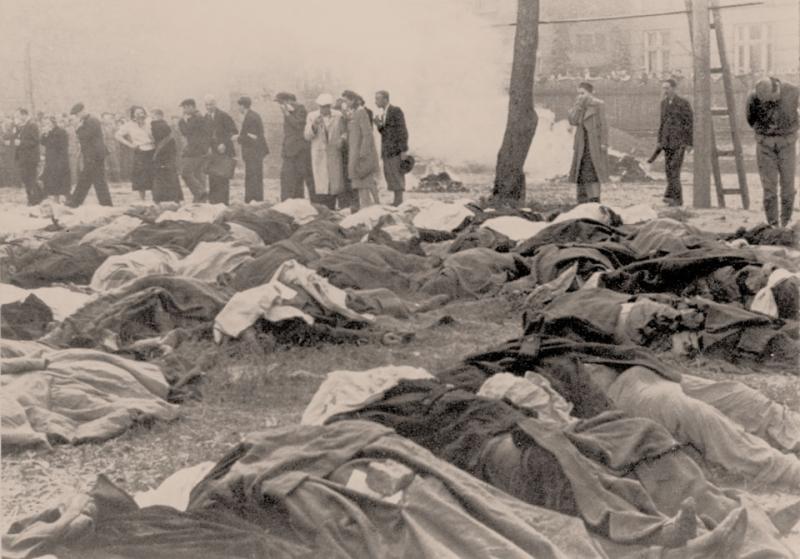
[1,0,574,180]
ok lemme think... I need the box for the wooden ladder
[685,0,750,209]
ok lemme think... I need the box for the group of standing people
[568,75,797,227]
[279,89,410,211]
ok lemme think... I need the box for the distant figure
[334,97,358,212]
[236,96,269,203]
[204,94,238,205]
[568,82,609,204]
[304,93,345,210]
[115,105,154,201]
[178,98,210,203]
[656,78,693,207]
[101,112,121,182]
[150,109,184,203]
[275,92,315,201]
[12,108,43,205]
[341,90,380,208]
[374,90,409,206]
[40,115,71,203]
[746,77,799,226]
[68,102,112,207]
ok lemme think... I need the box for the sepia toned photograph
[0,0,799,557]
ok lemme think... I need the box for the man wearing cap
[68,102,113,207]
[204,95,238,205]
[275,92,315,202]
[236,96,269,203]
[178,98,211,203]
[374,90,409,206]
[746,77,799,226]
[656,78,693,207]
[303,93,345,210]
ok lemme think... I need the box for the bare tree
[490,0,540,207]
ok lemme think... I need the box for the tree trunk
[491,0,540,207]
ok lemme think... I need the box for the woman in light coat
[342,90,380,208]
[304,93,346,210]
[568,82,610,204]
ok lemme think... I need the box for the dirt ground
[1,171,799,551]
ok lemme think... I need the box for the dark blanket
[222,204,297,245]
[415,247,530,299]
[289,220,352,252]
[601,248,759,295]
[315,243,434,293]
[4,422,602,559]
[449,226,516,254]
[515,219,626,257]
[41,276,231,350]
[726,223,797,248]
[9,242,130,289]
[231,240,320,291]
[530,243,636,284]
[625,219,720,258]
[1,293,53,340]
[125,220,231,252]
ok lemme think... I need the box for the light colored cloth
[750,268,799,318]
[304,109,346,196]
[155,204,228,224]
[79,215,144,246]
[477,372,575,426]
[29,287,93,322]
[481,216,548,242]
[411,200,474,232]
[1,348,178,449]
[271,198,318,225]
[0,339,51,358]
[224,222,264,247]
[214,259,373,341]
[610,204,658,225]
[339,205,399,230]
[301,366,433,425]
[89,247,181,292]
[607,365,800,487]
[134,461,216,511]
[552,203,615,225]
[174,242,253,282]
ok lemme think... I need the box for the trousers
[70,157,112,207]
[663,147,685,204]
[18,160,43,205]
[181,156,208,203]
[243,156,264,203]
[756,134,796,226]
[280,155,314,201]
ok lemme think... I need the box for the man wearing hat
[374,90,409,206]
[236,96,269,203]
[303,93,345,210]
[68,102,113,207]
[178,98,211,203]
[204,94,238,205]
[275,92,314,201]
[746,77,799,226]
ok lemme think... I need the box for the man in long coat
[568,82,609,204]
[68,102,112,207]
[656,78,693,206]
[303,93,345,210]
[205,94,238,205]
[236,96,269,203]
[12,108,43,205]
[276,92,315,201]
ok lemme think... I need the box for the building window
[734,23,772,74]
[644,30,670,75]
[574,33,607,53]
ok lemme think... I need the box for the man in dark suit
[68,102,112,207]
[375,90,409,206]
[656,79,693,206]
[236,96,269,203]
[204,94,238,205]
[12,108,43,205]
[178,98,210,203]
[275,92,315,201]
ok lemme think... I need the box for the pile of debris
[415,171,468,193]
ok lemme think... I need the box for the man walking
[236,96,269,203]
[68,102,112,207]
[275,92,314,201]
[374,91,409,206]
[746,77,799,226]
[12,108,43,205]
[204,95,238,205]
[656,78,693,206]
[178,98,210,203]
